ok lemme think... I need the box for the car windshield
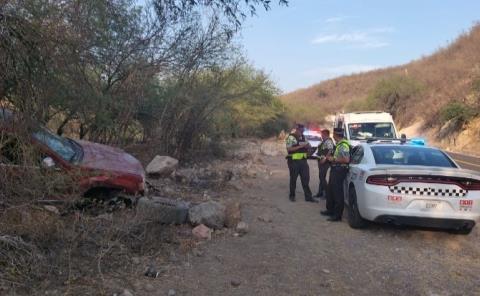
[348,122,396,140]
[371,146,456,168]
[305,135,321,141]
[32,127,78,162]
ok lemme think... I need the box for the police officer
[286,124,317,203]
[320,128,350,221]
[315,129,335,199]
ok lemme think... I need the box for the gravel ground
[138,155,480,296]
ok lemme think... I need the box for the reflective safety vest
[334,139,350,159]
[287,134,308,160]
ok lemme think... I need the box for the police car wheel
[347,187,367,229]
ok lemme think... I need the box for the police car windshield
[371,146,456,168]
[348,122,396,140]
[305,135,321,141]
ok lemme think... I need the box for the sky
[240,0,480,93]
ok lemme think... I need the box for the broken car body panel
[0,109,146,197]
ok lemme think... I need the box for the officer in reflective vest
[285,124,316,202]
[315,129,335,198]
[320,128,350,221]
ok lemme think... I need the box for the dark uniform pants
[317,162,330,194]
[326,166,348,218]
[287,158,313,200]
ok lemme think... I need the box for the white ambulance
[334,111,399,145]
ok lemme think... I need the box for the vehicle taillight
[366,175,399,186]
[460,180,480,191]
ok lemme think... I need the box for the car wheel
[452,227,473,235]
[84,187,120,200]
[347,187,367,229]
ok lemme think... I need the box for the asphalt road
[448,152,480,172]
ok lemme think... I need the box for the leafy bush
[283,102,325,125]
[472,78,480,94]
[440,101,476,124]
[215,66,288,139]
[341,75,423,125]
[317,89,328,98]
[365,75,423,120]
[344,98,371,112]
[257,112,290,138]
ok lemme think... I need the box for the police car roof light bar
[365,137,426,146]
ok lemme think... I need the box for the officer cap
[333,128,345,136]
[296,123,305,130]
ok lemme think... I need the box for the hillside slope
[281,24,480,153]
[282,25,480,134]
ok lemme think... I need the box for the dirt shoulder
[4,140,479,296]
[142,155,480,296]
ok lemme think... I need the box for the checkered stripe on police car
[389,186,467,197]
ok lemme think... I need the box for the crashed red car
[0,108,146,197]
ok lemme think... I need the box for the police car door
[345,146,365,204]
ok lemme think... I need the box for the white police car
[345,140,480,234]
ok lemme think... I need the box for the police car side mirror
[400,133,407,144]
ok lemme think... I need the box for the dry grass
[0,203,192,295]
[0,127,189,295]
[281,23,480,129]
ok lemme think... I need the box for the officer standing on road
[286,124,317,203]
[320,128,350,221]
[315,129,335,199]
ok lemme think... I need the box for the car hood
[76,140,145,177]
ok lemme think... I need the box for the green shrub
[317,89,328,98]
[344,98,371,112]
[472,78,480,94]
[440,101,476,124]
[257,113,290,138]
[365,75,423,121]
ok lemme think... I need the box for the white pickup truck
[334,111,399,145]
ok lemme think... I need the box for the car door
[0,132,70,200]
[344,145,365,204]
[0,133,35,200]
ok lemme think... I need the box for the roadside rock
[146,155,179,177]
[43,205,60,215]
[137,196,190,224]
[168,289,176,296]
[257,214,273,223]
[224,201,242,228]
[188,201,225,229]
[118,289,134,296]
[230,280,242,287]
[260,141,285,157]
[144,265,159,278]
[173,168,195,184]
[192,224,212,240]
[169,251,179,263]
[145,284,155,292]
[439,119,459,137]
[235,221,249,236]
